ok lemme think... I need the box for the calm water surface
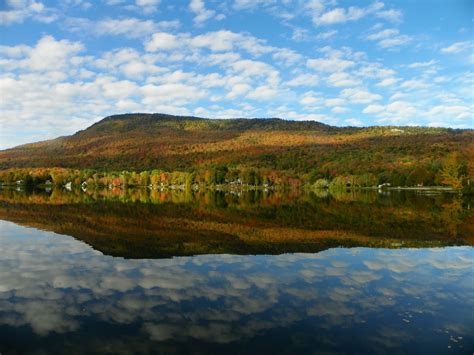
[0,189,472,354]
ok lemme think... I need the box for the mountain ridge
[76,113,336,137]
[0,113,472,184]
[4,112,468,152]
[79,112,465,134]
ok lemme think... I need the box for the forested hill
[82,113,334,133]
[0,113,472,184]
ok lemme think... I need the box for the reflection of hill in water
[0,221,473,354]
[0,188,472,258]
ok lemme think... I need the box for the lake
[0,188,472,354]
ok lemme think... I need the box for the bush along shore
[0,157,471,195]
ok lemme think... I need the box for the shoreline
[354,186,457,192]
[0,184,460,194]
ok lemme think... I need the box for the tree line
[0,153,469,193]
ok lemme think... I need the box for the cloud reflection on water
[0,220,472,353]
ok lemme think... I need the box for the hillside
[0,113,472,185]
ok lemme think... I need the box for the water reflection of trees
[0,188,471,258]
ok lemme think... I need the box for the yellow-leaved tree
[439,153,464,190]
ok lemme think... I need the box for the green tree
[139,171,150,186]
[24,175,34,189]
[214,166,228,184]
[377,172,390,185]
[313,178,329,189]
[406,167,433,186]
[390,170,407,187]
[309,169,322,184]
[150,170,161,186]
[242,169,257,185]
[51,172,65,186]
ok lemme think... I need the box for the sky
[0,0,473,148]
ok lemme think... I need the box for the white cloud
[324,98,346,107]
[434,92,463,104]
[385,101,417,118]
[246,85,278,100]
[378,36,411,49]
[0,44,30,57]
[291,27,310,42]
[120,61,166,78]
[299,91,321,106]
[341,88,382,104]
[316,30,338,40]
[400,79,429,90]
[226,83,252,99]
[64,0,92,10]
[0,34,235,146]
[376,9,403,23]
[368,101,418,123]
[376,77,400,87]
[0,73,112,146]
[156,20,181,30]
[190,0,221,26]
[332,106,349,113]
[313,2,384,26]
[407,60,437,69]
[362,104,384,114]
[192,31,237,52]
[191,30,268,54]
[102,80,140,99]
[314,8,346,25]
[0,0,57,25]
[327,72,360,87]
[366,28,411,49]
[141,83,206,104]
[98,18,158,38]
[136,0,159,5]
[233,0,274,11]
[272,48,302,66]
[441,41,472,54]
[134,0,160,14]
[230,59,279,84]
[144,30,276,58]
[148,70,196,84]
[145,32,182,51]
[307,57,355,72]
[67,17,181,39]
[18,35,84,71]
[304,0,325,13]
[427,105,472,120]
[286,73,319,87]
[366,29,399,41]
[355,63,395,79]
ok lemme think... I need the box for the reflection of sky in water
[0,220,473,354]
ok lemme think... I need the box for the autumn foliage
[0,114,472,190]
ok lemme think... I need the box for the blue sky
[0,0,472,148]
